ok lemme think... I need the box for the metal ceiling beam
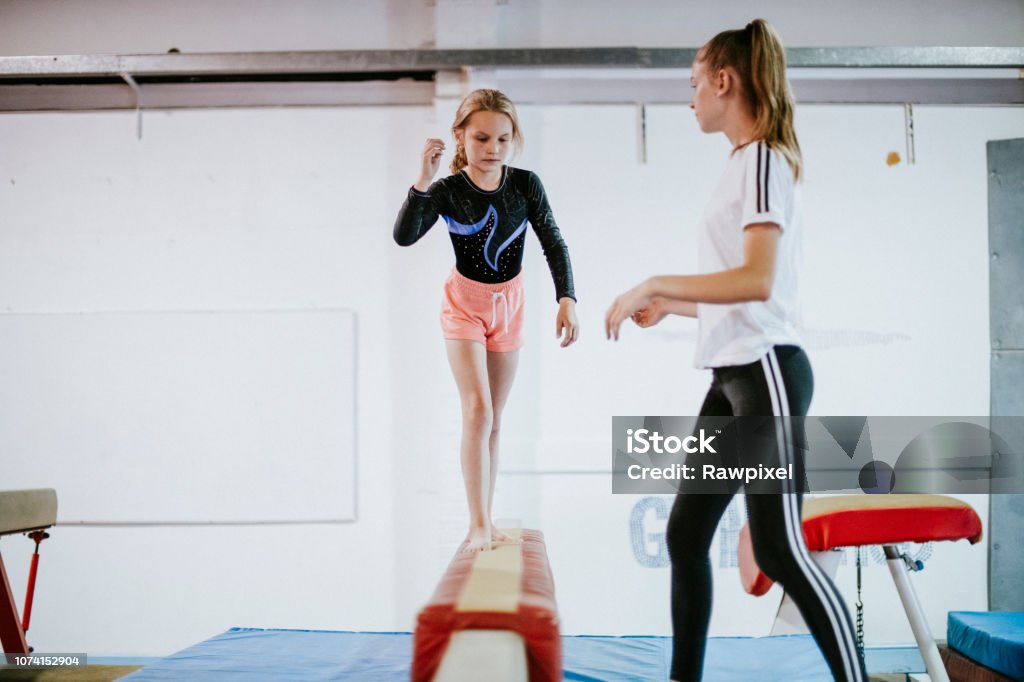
[785,46,1024,68]
[0,81,435,111]
[1,47,1020,111]
[499,77,1024,105]
[2,77,1019,111]
[1,47,1022,79]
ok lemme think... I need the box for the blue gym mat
[122,628,843,681]
[948,611,1024,681]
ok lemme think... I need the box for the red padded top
[412,529,561,682]
[739,495,983,596]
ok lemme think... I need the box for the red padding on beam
[412,529,561,682]
[739,496,983,596]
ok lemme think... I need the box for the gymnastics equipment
[412,528,560,682]
[0,488,57,655]
[944,611,1024,681]
[738,494,982,682]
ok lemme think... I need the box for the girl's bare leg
[486,349,520,543]
[445,339,493,552]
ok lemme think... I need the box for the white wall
[0,105,421,655]
[0,0,1022,56]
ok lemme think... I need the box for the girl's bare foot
[461,525,492,552]
[491,527,519,544]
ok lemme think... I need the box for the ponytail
[699,18,802,180]
[450,144,469,175]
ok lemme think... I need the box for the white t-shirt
[694,141,803,369]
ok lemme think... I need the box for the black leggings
[666,345,867,681]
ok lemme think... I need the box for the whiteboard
[0,309,356,524]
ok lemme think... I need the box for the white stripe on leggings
[765,349,863,682]
[760,350,862,682]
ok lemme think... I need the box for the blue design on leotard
[443,205,497,236]
[393,167,575,299]
[484,218,528,272]
[443,205,527,272]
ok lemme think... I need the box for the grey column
[989,137,1024,611]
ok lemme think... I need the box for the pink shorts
[441,267,525,352]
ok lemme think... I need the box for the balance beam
[0,488,58,655]
[412,529,561,682]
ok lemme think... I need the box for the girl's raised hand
[415,138,446,191]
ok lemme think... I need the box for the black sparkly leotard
[393,166,575,302]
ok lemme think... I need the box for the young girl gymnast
[394,89,579,553]
[605,19,867,682]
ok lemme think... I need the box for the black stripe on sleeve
[764,145,771,213]
[756,142,763,213]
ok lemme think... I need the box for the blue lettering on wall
[630,496,670,567]
[718,497,744,568]
[630,496,746,568]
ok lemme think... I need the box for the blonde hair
[698,18,802,180]
[449,89,524,174]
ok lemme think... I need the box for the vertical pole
[903,103,916,165]
[883,546,948,682]
[637,103,647,165]
[0,551,29,655]
[21,532,47,633]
